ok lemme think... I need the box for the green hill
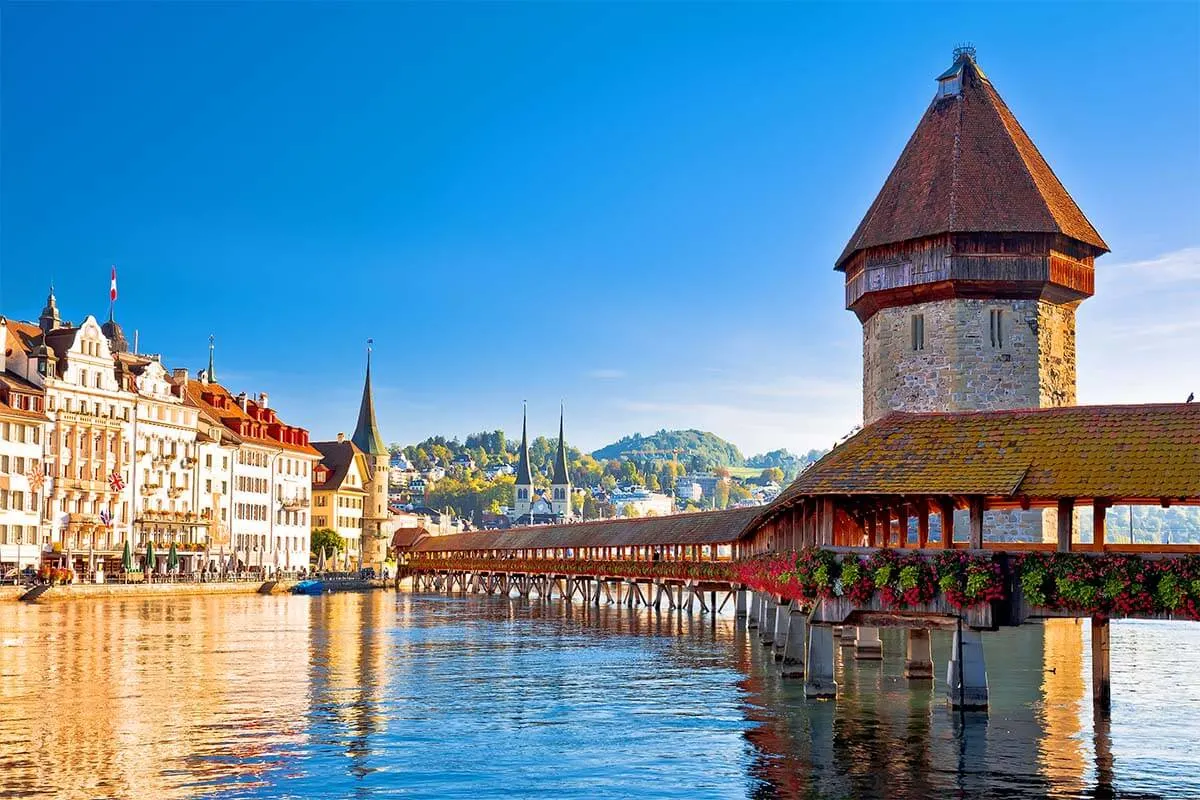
[591,429,744,471]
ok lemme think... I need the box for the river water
[1,591,1197,799]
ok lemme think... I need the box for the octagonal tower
[839,47,1108,425]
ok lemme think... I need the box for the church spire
[351,339,388,457]
[514,401,534,487]
[551,403,569,485]
[207,334,216,383]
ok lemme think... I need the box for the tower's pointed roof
[207,335,216,384]
[351,344,388,457]
[38,285,61,333]
[552,404,569,485]
[514,403,534,486]
[836,47,1108,270]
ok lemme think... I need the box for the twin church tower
[512,404,573,524]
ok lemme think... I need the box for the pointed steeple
[514,402,534,487]
[38,285,61,334]
[351,339,388,457]
[207,335,216,383]
[551,403,569,485]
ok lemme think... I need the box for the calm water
[1,591,1198,799]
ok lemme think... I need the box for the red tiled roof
[837,56,1108,268]
[391,527,430,550]
[183,379,320,456]
[413,507,760,553]
[765,404,1200,509]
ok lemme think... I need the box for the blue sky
[3,2,1197,455]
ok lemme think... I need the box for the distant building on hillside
[681,473,726,499]
[675,481,702,502]
[610,489,674,518]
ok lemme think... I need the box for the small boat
[292,579,325,596]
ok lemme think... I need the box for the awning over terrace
[412,507,761,554]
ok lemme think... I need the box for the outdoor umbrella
[145,540,156,575]
[167,541,179,573]
[316,547,326,572]
[122,540,134,573]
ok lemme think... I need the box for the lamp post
[14,532,22,585]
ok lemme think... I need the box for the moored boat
[292,579,325,596]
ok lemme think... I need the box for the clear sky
[3,2,1197,456]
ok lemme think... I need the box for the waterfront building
[6,299,138,557]
[184,376,319,572]
[0,330,48,573]
[837,47,1108,541]
[124,356,207,564]
[312,434,370,564]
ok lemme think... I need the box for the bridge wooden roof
[767,404,1200,511]
[412,507,760,553]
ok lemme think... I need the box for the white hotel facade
[0,290,319,575]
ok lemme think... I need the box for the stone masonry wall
[862,298,1078,542]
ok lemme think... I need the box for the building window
[911,314,925,352]
[989,309,1004,348]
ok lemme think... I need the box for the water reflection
[0,593,1198,799]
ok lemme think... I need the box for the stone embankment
[0,578,389,603]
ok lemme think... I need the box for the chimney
[237,391,248,411]
[173,367,188,383]
[258,391,269,409]
[336,432,345,443]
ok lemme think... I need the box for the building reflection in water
[2,594,1199,799]
[0,596,311,799]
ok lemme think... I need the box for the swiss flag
[110,265,118,303]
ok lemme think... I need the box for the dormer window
[938,74,961,98]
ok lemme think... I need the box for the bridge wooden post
[781,606,806,677]
[969,497,985,549]
[1092,616,1112,710]
[1057,498,1076,552]
[854,626,883,660]
[839,625,857,648]
[897,503,909,548]
[804,625,837,699]
[760,596,775,644]
[904,629,934,680]
[918,503,930,548]
[1093,500,1108,552]
[938,498,956,547]
[773,600,790,660]
[819,498,835,545]
[946,627,989,710]
[748,592,761,629]
[734,588,748,619]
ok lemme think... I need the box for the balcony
[140,484,161,496]
[59,478,109,493]
[167,487,186,499]
[281,497,309,512]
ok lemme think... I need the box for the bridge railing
[411,547,1200,624]
[408,556,734,583]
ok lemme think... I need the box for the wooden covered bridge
[406,403,1200,711]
